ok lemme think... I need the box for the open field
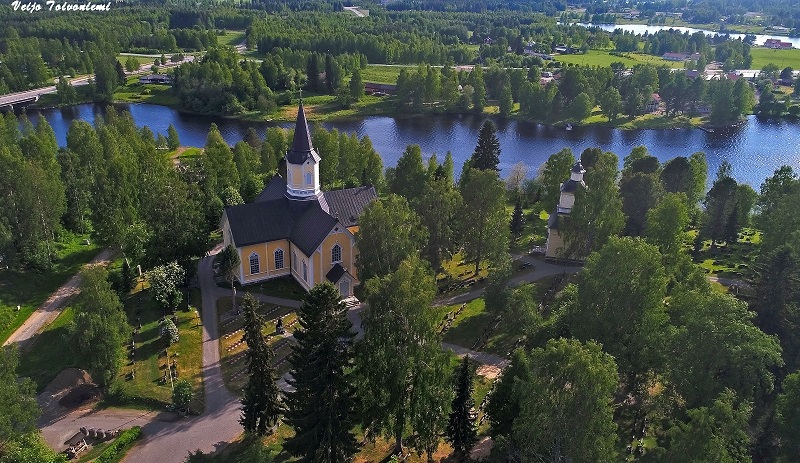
[0,232,99,343]
[218,30,246,47]
[113,76,179,106]
[750,47,800,71]
[116,55,153,68]
[274,94,394,122]
[555,50,677,68]
[360,64,416,84]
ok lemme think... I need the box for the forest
[2,106,800,461]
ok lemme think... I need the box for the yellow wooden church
[220,102,377,296]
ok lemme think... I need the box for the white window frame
[249,252,260,275]
[331,244,342,264]
[275,248,284,270]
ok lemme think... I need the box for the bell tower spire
[285,101,321,198]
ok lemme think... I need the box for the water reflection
[23,103,800,187]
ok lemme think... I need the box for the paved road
[0,75,92,107]
[343,6,367,17]
[0,57,190,108]
[3,249,114,349]
[123,245,243,462]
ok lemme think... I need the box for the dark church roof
[285,102,321,165]
[326,263,353,284]
[560,179,582,192]
[571,161,585,173]
[225,176,377,256]
[547,210,560,230]
[324,186,377,227]
[224,103,376,256]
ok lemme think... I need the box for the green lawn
[273,94,394,122]
[116,55,153,68]
[113,77,179,106]
[112,285,205,411]
[693,228,761,281]
[509,206,548,255]
[360,64,415,84]
[16,307,77,391]
[218,30,246,47]
[245,276,306,301]
[555,50,676,68]
[0,232,99,343]
[441,299,489,348]
[750,47,800,71]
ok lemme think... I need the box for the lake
[26,103,800,188]
[577,23,800,48]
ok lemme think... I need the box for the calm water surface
[578,23,800,48]
[27,103,800,188]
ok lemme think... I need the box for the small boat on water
[565,123,573,131]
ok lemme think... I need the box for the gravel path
[4,248,114,349]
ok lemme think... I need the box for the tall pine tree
[240,294,282,435]
[510,198,525,240]
[469,120,501,171]
[446,356,478,458]
[283,283,359,462]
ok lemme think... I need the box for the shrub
[97,426,142,463]
[160,318,179,344]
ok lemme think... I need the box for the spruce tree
[240,294,282,436]
[446,356,477,458]
[349,68,364,102]
[283,283,359,462]
[470,120,501,171]
[510,198,525,240]
[166,124,180,150]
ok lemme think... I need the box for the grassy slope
[0,232,99,343]
[113,76,180,106]
[750,47,800,70]
[16,307,77,390]
[555,50,676,68]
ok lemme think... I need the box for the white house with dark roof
[545,161,586,259]
[220,102,377,296]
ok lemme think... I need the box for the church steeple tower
[285,101,321,198]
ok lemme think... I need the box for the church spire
[291,100,313,156]
[285,101,321,198]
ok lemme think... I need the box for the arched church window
[249,253,260,275]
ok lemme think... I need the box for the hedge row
[97,426,143,463]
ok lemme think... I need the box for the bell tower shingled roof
[286,101,321,165]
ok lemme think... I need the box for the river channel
[26,103,800,187]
